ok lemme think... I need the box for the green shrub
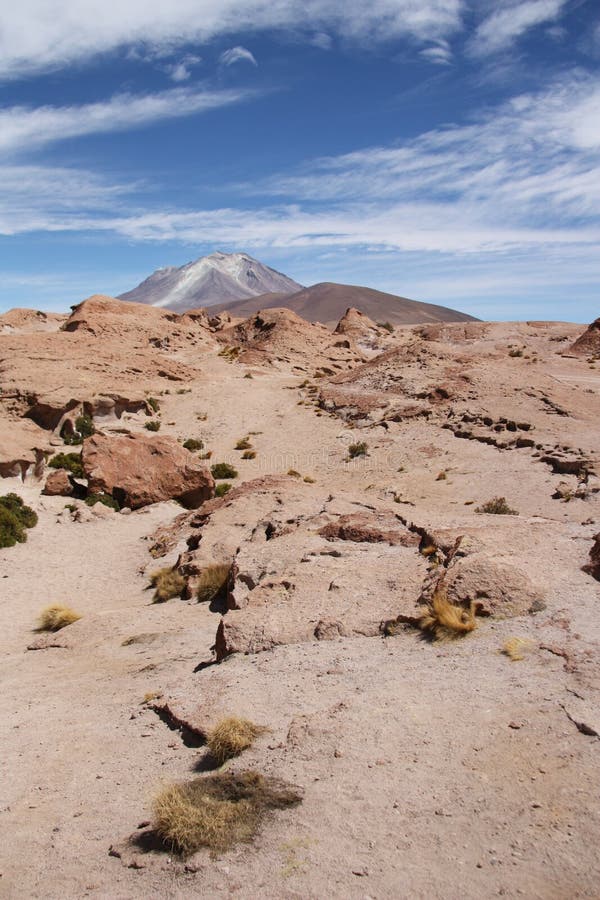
[48,452,83,478]
[378,321,394,333]
[235,437,252,450]
[0,494,38,547]
[145,420,161,432]
[183,438,204,452]
[348,441,368,459]
[211,462,238,480]
[147,397,160,412]
[85,493,120,511]
[242,450,256,460]
[61,413,95,445]
[215,482,232,497]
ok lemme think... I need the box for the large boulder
[43,469,73,496]
[82,433,214,509]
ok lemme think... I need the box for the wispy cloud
[420,39,453,65]
[0,85,259,156]
[0,0,465,80]
[469,0,568,56]
[219,46,257,67]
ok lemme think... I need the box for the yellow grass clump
[502,636,533,661]
[149,567,185,602]
[196,564,230,604]
[152,771,303,856]
[419,585,477,640]
[37,604,81,632]
[207,717,267,764]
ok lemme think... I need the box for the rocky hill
[0,299,599,899]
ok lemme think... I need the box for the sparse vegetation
[37,604,81,631]
[145,420,161,432]
[378,321,394,333]
[62,413,95,445]
[85,493,120,511]
[48,451,83,478]
[215,483,231,497]
[235,437,252,450]
[348,441,368,459]
[418,584,477,640]
[207,717,267,764]
[152,770,302,856]
[150,567,186,602]
[303,475,316,483]
[183,438,204,452]
[242,450,256,459]
[197,563,231,604]
[244,373,253,379]
[502,637,533,661]
[287,468,301,478]
[211,462,238,480]
[0,494,38,548]
[476,496,518,515]
[147,397,160,413]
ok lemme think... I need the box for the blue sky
[1,0,599,321]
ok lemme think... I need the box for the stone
[82,432,214,509]
[582,533,600,582]
[42,468,73,496]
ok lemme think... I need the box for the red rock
[82,432,214,509]
[582,533,600,582]
[567,318,600,356]
[43,469,73,496]
[319,513,419,546]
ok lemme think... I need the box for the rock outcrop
[82,433,214,509]
[583,533,600,582]
[42,469,73,496]
[567,317,600,357]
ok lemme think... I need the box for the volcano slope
[0,301,599,899]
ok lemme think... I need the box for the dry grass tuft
[502,636,533,661]
[152,771,302,856]
[207,717,267,764]
[149,567,185,602]
[197,563,231,604]
[419,584,477,640]
[37,604,81,631]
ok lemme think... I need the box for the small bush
[37,604,81,631]
[85,493,120,511]
[183,438,204,452]
[211,462,238,480]
[244,373,253,379]
[303,475,316,483]
[0,494,38,547]
[287,468,301,478]
[419,584,477,641]
[476,497,518,515]
[378,321,394,333]
[145,420,161,432]
[215,483,231,497]
[235,437,252,450]
[197,563,231,604]
[147,397,160,413]
[150,567,186,602]
[207,717,267,764]
[62,414,95,445]
[242,450,256,459]
[152,770,303,856]
[348,441,368,459]
[48,452,83,478]
[0,505,26,548]
[502,636,533,661]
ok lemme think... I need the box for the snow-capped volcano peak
[118,251,303,312]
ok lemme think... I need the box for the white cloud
[219,46,258,67]
[0,85,258,156]
[0,0,465,79]
[470,0,567,56]
[420,39,452,64]
[164,54,202,81]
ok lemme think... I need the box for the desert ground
[0,298,599,899]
